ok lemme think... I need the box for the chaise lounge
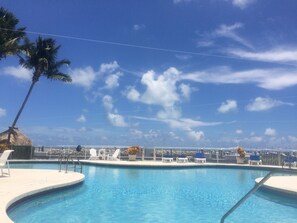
[194,153,206,163]
[162,154,173,163]
[0,150,14,176]
[249,155,262,165]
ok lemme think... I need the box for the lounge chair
[249,155,262,165]
[194,153,206,163]
[176,155,188,163]
[283,156,297,168]
[162,154,173,163]
[0,150,14,176]
[98,149,106,160]
[106,149,121,161]
[89,148,99,160]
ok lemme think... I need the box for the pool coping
[0,169,84,223]
[255,176,297,197]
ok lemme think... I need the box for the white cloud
[214,23,253,49]
[130,129,143,138]
[126,67,183,119]
[165,118,221,131]
[157,107,181,119]
[173,0,192,3]
[99,61,119,74]
[107,113,128,127]
[0,108,6,117]
[175,54,192,60]
[105,72,122,89]
[288,136,297,143]
[265,128,277,137]
[187,130,204,141]
[228,48,297,64]
[76,114,86,123]
[246,97,293,112]
[133,24,145,31]
[126,87,141,101]
[179,83,191,100]
[102,95,128,127]
[236,129,243,134]
[182,67,297,90]
[69,66,97,89]
[231,0,255,9]
[102,95,114,111]
[140,68,180,107]
[2,65,31,81]
[218,100,237,113]
[249,136,262,142]
[196,40,214,48]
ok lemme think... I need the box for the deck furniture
[0,150,14,176]
[176,155,188,163]
[283,156,297,168]
[249,155,262,165]
[89,148,99,160]
[194,153,206,163]
[162,154,173,163]
[106,149,121,161]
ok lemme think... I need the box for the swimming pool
[8,164,297,223]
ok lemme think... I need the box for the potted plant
[127,146,140,161]
[236,147,246,164]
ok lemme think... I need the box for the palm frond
[47,73,72,82]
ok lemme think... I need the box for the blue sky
[0,0,297,148]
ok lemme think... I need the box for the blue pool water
[8,164,297,223]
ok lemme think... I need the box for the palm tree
[0,7,26,60]
[7,37,72,144]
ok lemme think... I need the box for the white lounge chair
[89,148,99,160]
[98,149,106,160]
[176,155,188,163]
[162,155,173,163]
[106,149,120,161]
[0,150,14,176]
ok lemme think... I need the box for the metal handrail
[221,168,297,223]
[59,152,82,173]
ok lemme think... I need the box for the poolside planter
[236,156,245,164]
[128,154,137,161]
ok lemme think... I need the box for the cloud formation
[218,100,237,113]
[0,108,6,118]
[126,67,183,119]
[265,128,276,136]
[2,66,31,81]
[246,97,294,111]
[76,114,86,123]
[102,95,128,127]
[70,66,97,89]
[231,0,255,9]
[133,24,146,31]
[227,48,297,64]
[182,66,297,90]
[214,23,254,49]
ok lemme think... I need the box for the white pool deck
[0,169,84,223]
[0,160,296,223]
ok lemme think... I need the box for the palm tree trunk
[7,80,36,144]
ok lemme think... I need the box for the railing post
[216,151,219,163]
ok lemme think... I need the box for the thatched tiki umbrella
[0,128,32,145]
[0,128,33,159]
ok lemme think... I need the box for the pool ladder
[59,153,83,173]
[221,168,297,223]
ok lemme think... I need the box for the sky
[0,0,297,149]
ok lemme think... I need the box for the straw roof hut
[0,128,32,145]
